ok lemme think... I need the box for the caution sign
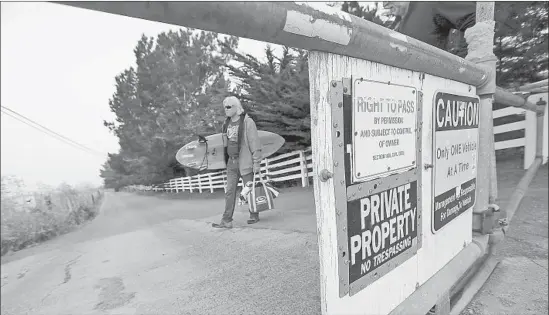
[432,92,479,232]
[347,181,418,283]
[352,79,417,182]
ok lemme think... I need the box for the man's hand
[253,165,261,173]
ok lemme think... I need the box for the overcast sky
[1,2,284,191]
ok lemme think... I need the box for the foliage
[100,3,547,189]
[1,177,103,256]
[219,45,311,152]
[341,1,548,87]
[494,2,548,88]
[341,1,391,27]
[100,29,238,188]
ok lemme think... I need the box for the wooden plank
[492,106,525,119]
[493,121,525,134]
[270,173,303,182]
[494,138,525,150]
[267,151,301,162]
[268,165,302,176]
[269,157,302,169]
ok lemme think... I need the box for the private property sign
[348,181,418,283]
[335,77,422,296]
[432,91,480,232]
[352,79,417,182]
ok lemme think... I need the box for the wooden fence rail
[125,102,546,193]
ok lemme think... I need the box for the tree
[494,2,548,88]
[220,45,311,153]
[341,1,390,27]
[100,29,238,188]
[1,175,26,199]
[1,176,26,216]
[342,1,548,87]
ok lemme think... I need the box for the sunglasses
[224,105,232,109]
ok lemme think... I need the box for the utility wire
[1,106,106,158]
[1,108,103,157]
[1,108,105,158]
[1,105,103,155]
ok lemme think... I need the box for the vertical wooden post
[264,158,271,181]
[535,97,546,161]
[209,173,214,193]
[541,97,549,164]
[468,2,498,222]
[524,109,537,169]
[222,171,227,193]
[299,150,309,187]
[309,52,338,315]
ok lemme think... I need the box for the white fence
[126,101,547,194]
[493,92,548,168]
[139,147,313,193]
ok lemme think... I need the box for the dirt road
[463,161,548,315]
[1,159,546,315]
[1,188,321,315]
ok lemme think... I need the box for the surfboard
[176,131,285,170]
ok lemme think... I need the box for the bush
[0,187,104,256]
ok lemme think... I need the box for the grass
[0,186,104,257]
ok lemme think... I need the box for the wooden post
[524,109,537,169]
[264,158,271,181]
[299,150,309,187]
[541,99,549,164]
[208,173,214,193]
[535,98,547,161]
[309,53,337,314]
[525,93,548,168]
[467,2,498,227]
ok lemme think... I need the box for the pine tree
[341,1,548,87]
[100,29,238,188]
[494,2,548,88]
[341,1,390,27]
[220,45,311,153]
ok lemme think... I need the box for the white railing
[493,106,528,152]
[126,100,547,193]
[138,147,313,193]
[494,91,548,169]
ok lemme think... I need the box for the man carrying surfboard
[212,96,262,228]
